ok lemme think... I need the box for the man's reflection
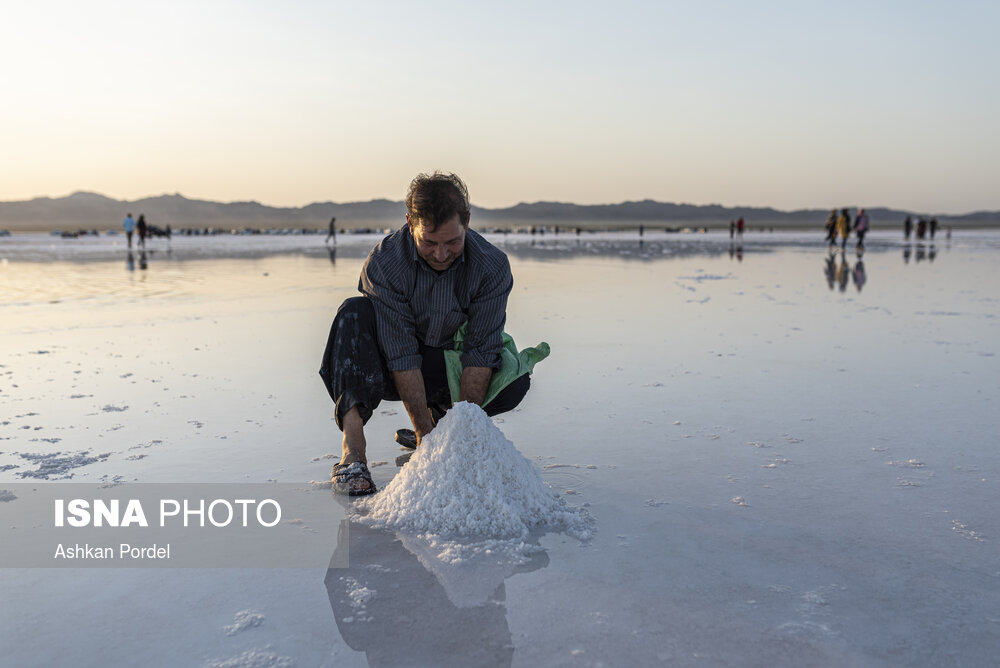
[328,246,337,265]
[325,520,548,667]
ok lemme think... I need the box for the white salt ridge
[355,402,592,542]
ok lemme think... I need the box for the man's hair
[405,171,471,231]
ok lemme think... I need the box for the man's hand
[459,366,493,406]
[392,369,435,446]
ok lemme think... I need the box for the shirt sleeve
[359,250,422,372]
[460,252,512,369]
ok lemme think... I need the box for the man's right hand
[392,368,435,446]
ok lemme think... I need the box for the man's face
[409,213,467,272]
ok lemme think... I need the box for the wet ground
[1,230,998,667]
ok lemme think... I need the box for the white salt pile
[354,402,592,543]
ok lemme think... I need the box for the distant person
[916,218,927,240]
[825,209,837,245]
[736,216,745,239]
[929,217,938,240]
[903,215,913,240]
[854,208,869,250]
[836,208,850,249]
[326,216,337,244]
[638,224,644,238]
[729,219,735,239]
[136,214,148,248]
[122,213,136,248]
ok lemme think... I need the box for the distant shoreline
[1,192,996,233]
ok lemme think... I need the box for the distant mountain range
[0,191,996,231]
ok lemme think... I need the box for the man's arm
[393,369,435,446]
[459,366,493,406]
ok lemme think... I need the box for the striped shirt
[359,225,512,372]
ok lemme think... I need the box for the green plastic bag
[443,323,550,406]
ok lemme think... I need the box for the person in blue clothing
[122,213,136,248]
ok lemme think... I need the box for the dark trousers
[319,297,529,429]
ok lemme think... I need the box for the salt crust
[354,402,592,554]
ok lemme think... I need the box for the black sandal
[332,461,377,496]
[394,428,417,449]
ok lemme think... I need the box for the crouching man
[319,172,547,495]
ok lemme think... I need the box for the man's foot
[332,461,377,496]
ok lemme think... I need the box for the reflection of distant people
[136,214,148,248]
[854,208,869,249]
[126,251,135,272]
[903,215,913,240]
[824,253,837,290]
[836,208,850,249]
[852,259,866,292]
[122,213,136,248]
[326,216,337,244]
[837,254,850,292]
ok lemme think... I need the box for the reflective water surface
[1,231,998,667]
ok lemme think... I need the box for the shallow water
[1,230,998,666]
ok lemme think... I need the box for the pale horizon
[3,1,998,214]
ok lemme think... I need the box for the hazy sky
[3,0,998,213]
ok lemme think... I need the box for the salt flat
[1,230,998,667]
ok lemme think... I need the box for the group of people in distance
[122,212,147,249]
[728,217,745,239]
[825,208,869,251]
[121,212,172,248]
[903,215,943,241]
